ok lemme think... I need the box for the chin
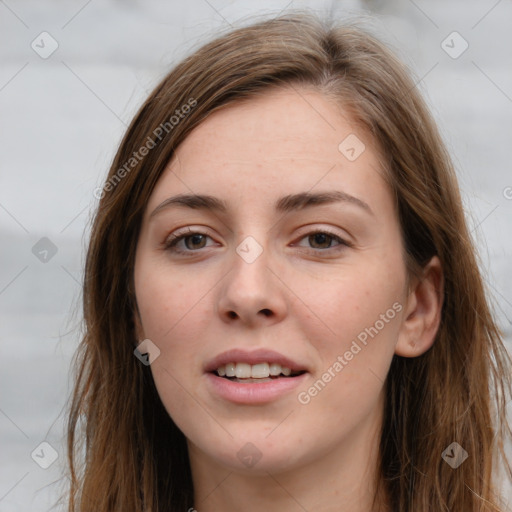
[220,448,303,475]
[190,433,308,475]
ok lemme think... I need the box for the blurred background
[0,0,511,510]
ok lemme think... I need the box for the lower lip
[205,372,309,404]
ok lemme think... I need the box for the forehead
[147,87,390,215]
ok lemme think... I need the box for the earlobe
[395,256,444,358]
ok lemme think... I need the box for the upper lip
[204,348,309,373]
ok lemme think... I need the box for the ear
[395,255,444,357]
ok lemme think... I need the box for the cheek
[297,261,405,342]
[292,257,406,408]
[134,257,213,342]
[134,260,214,431]
[294,272,403,421]
[134,256,222,421]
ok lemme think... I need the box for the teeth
[225,362,236,377]
[216,362,296,379]
[235,363,251,379]
[252,363,269,378]
[269,363,281,376]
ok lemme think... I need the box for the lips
[203,348,309,404]
[204,348,309,374]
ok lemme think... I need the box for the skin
[133,86,443,512]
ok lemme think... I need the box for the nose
[216,239,288,327]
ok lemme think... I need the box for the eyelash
[164,228,351,255]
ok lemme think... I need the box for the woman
[66,12,512,512]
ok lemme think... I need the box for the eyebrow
[149,190,373,219]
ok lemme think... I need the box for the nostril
[260,309,272,316]
[227,311,237,319]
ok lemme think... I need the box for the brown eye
[165,230,215,254]
[294,230,350,252]
[183,234,207,250]
[308,233,336,249]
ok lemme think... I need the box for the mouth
[204,349,309,404]
[212,362,307,383]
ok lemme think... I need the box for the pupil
[310,233,331,249]
[187,234,206,249]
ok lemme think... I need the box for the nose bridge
[230,233,272,295]
[217,232,286,324]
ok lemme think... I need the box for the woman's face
[134,87,410,475]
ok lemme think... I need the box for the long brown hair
[66,12,512,511]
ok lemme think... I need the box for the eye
[163,228,351,256]
[164,229,216,254]
[294,230,351,252]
